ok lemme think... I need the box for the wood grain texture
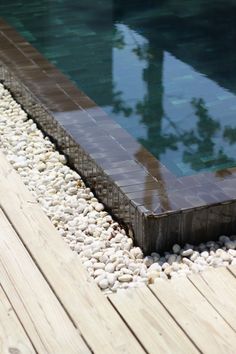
[0,151,144,354]
[109,286,199,354]
[228,265,236,278]
[150,277,236,354]
[0,285,36,354]
[189,268,236,331]
[0,208,90,354]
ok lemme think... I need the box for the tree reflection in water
[181,98,235,173]
[112,25,236,176]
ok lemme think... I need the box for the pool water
[1,0,236,177]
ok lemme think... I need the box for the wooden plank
[0,208,90,354]
[228,265,236,278]
[109,286,199,354]
[0,151,144,354]
[150,277,236,354]
[0,285,36,354]
[188,268,236,331]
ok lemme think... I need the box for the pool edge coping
[1,18,236,252]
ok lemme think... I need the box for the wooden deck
[0,150,236,354]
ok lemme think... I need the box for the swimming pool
[2,0,236,177]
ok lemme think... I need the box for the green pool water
[1,0,236,177]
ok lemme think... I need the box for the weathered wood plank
[188,268,236,331]
[150,277,236,354]
[0,285,36,354]
[109,286,199,354]
[0,151,144,354]
[0,208,90,354]
[228,265,236,278]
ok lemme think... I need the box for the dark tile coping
[1,18,236,253]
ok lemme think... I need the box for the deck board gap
[0,284,37,354]
[187,272,236,332]
[0,258,50,353]
[148,283,203,353]
[107,296,149,354]
[228,265,236,278]
[0,151,144,353]
[0,201,81,332]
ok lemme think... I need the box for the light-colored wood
[189,268,236,331]
[150,277,236,354]
[0,285,36,354]
[0,208,90,354]
[109,286,199,354]
[228,265,236,278]
[0,151,144,354]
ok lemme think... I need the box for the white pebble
[98,278,109,289]
[94,203,104,212]
[118,274,133,282]
[172,244,181,254]
[105,263,115,273]
[93,263,105,270]
[181,249,193,257]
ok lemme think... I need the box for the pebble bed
[0,83,236,294]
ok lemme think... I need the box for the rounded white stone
[167,254,177,265]
[98,278,109,289]
[118,274,133,282]
[143,256,154,267]
[201,251,209,259]
[190,252,199,262]
[94,269,105,277]
[94,203,104,212]
[107,273,116,286]
[93,262,105,270]
[225,241,236,250]
[148,263,162,272]
[182,257,192,266]
[172,244,181,254]
[228,249,236,257]
[105,263,115,273]
[181,249,193,257]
